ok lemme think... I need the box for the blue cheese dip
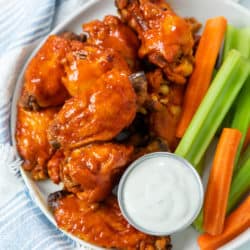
[118,152,203,235]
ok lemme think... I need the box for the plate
[10,0,250,249]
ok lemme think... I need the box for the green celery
[238,145,250,169]
[216,106,234,136]
[231,77,250,165]
[222,25,236,61]
[227,148,250,213]
[221,25,250,165]
[175,50,250,167]
[212,69,218,79]
[196,155,205,176]
[222,25,250,60]
[192,210,203,233]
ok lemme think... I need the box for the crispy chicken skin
[129,72,148,112]
[50,193,171,250]
[20,35,85,110]
[83,15,140,71]
[62,44,130,96]
[146,69,183,151]
[62,143,133,203]
[48,69,137,149]
[16,106,58,180]
[133,137,169,160]
[150,106,181,151]
[47,150,65,184]
[116,0,195,84]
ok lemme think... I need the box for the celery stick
[192,210,204,233]
[238,145,250,169]
[231,77,250,165]
[227,150,250,214]
[212,69,218,79]
[219,26,250,138]
[222,25,250,60]
[196,155,205,176]
[222,25,237,61]
[175,50,250,167]
[216,106,234,136]
[221,25,250,165]
[222,25,250,164]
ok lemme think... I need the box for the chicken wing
[144,69,183,151]
[61,143,133,202]
[20,35,85,110]
[48,69,137,149]
[150,106,181,152]
[114,69,182,151]
[116,0,196,84]
[83,15,140,71]
[16,106,58,180]
[49,192,172,250]
[62,44,131,97]
[47,150,65,184]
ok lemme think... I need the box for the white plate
[11,0,250,249]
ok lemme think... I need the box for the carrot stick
[203,128,242,235]
[198,196,250,250]
[243,126,250,151]
[176,16,227,138]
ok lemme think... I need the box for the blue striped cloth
[0,0,249,250]
[0,189,77,250]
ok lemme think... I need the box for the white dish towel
[0,0,249,250]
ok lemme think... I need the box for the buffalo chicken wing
[16,106,58,180]
[48,69,137,149]
[20,35,85,110]
[50,193,171,250]
[146,69,184,151]
[62,143,133,203]
[62,44,130,97]
[116,0,196,84]
[47,150,65,184]
[83,15,140,71]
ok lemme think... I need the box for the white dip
[120,153,203,235]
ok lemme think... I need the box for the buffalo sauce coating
[83,15,140,70]
[48,69,137,149]
[22,36,85,108]
[139,11,194,63]
[61,143,133,203]
[15,106,58,179]
[47,150,65,184]
[62,44,131,97]
[23,35,69,107]
[116,0,195,84]
[54,195,171,249]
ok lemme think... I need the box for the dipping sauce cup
[118,152,204,236]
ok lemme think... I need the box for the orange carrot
[243,126,250,151]
[198,196,250,250]
[176,16,227,138]
[203,128,242,235]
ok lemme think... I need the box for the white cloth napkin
[0,0,249,250]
